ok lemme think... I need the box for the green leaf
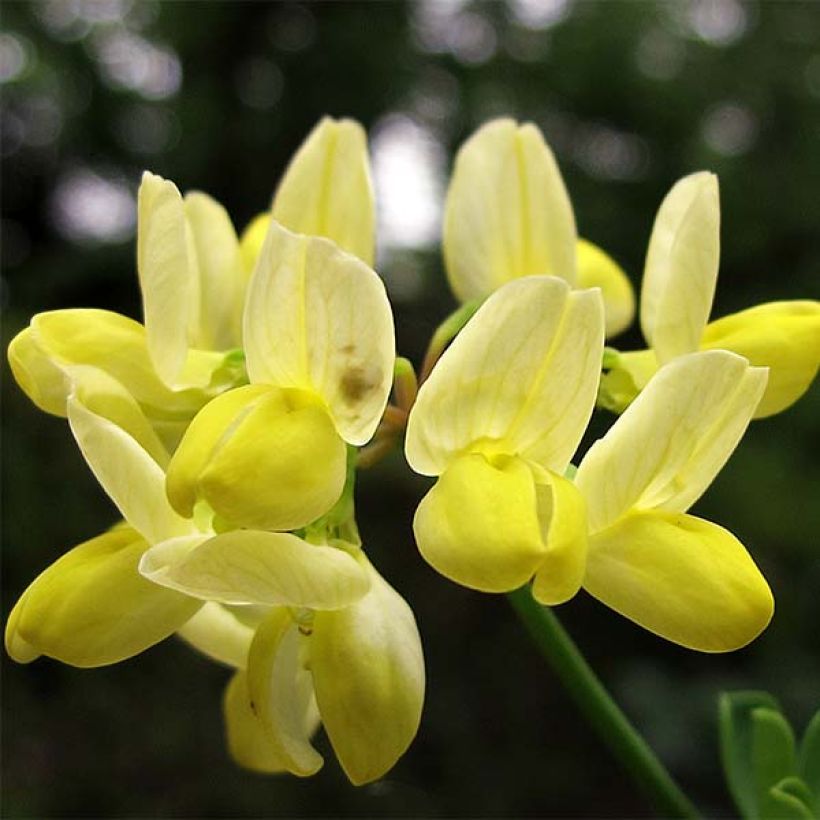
[720,691,781,819]
[753,708,799,819]
[799,710,820,814]
[767,777,816,820]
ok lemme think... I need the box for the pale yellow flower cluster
[6,116,819,783]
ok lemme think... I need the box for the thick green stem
[508,586,699,819]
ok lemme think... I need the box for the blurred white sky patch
[372,114,445,252]
[508,0,572,31]
[92,30,181,100]
[701,102,758,157]
[684,0,749,47]
[412,0,497,65]
[35,0,154,42]
[50,168,135,245]
[371,114,446,300]
[0,33,31,84]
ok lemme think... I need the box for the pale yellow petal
[176,602,256,668]
[6,527,200,667]
[224,671,288,774]
[244,220,394,444]
[7,325,72,416]
[576,350,767,532]
[67,397,195,543]
[166,383,347,531]
[641,172,720,362]
[405,276,603,476]
[137,171,195,386]
[701,300,820,418]
[413,453,547,592]
[67,365,169,467]
[576,239,635,338]
[584,511,773,652]
[184,191,244,350]
[143,530,370,609]
[443,119,577,302]
[239,213,271,275]
[272,117,375,265]
[531,471,588,606]
[247,609,323,777]
[311,556,424,785]
[10,310,213,421]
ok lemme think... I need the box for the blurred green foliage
[2,1,818,817]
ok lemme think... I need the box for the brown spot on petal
[340,365,379,404]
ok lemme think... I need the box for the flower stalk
[507,585,699,819]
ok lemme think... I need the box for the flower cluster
[6,116,820,782]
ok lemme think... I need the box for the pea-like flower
[7,116,375,450]
[443,118,635,338]
[223,555,425,785]
[601,172,820,417]
[6,390,370,667]
[578,349,774,652]
[162,218,395,532]
[405,275,604,602]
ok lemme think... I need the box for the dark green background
[2,1,818,816]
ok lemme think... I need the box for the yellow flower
[223,554,424,785]
[601,172,820,417]
[163,219,395,532]
[405,276,604,602]
[443,118,635,338]
[7,116,377,449]
[6,390,370,667]
[577,350,774,652]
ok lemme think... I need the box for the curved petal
[6,526,201,667]
[577,239,635,338]
[244,220,394,444]
[247,609,323,777]
[443,118,577,302]
[584,511,773,652]
[311,556,425,785]
[272,117,375,265]
[413,453,547,593]
[405,277,603,476]
[68,366,169,467]
[701,300,820,418]
[176,602,256,668]
[68,397,195,544]
[9,310,214,421]
[7,325,72,416]
[641,172,720,362]
[184,191,243,350]
[531,471,588,606]
[137,171,195,386]
[223,671,288,774]
[576,350,767,532]
[166,383,347,531]
[142,530,370,609]
[239,213,270,276]
[6,330,169,467]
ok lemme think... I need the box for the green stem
[508,586,699,819]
